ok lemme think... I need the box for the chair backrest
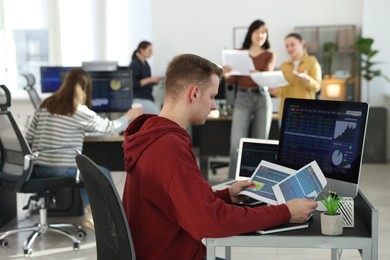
[0,84,12,111]
[75,154,136,260]
[1,85,80,196]
[0,86,35,190]
[21,74,42,109]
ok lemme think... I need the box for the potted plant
[354,37,390,163]
[322,42,337,77]
[320,191,344,236]
[354,37,390,103]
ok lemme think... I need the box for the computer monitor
[88,70,133,113]
[82,61,118,72]
[40,66,77,93]
[277,98,369,198]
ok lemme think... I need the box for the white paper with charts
[272,161,327,203]
[238,160,327,205]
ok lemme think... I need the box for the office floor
[0,162,389,259]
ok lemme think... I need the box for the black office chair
[0,85,85,256]
[21,73,42,109]
[75,154,136,260]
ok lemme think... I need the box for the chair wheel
[76,229,87,240]
[24,248,33,256]
[0,239,9,248]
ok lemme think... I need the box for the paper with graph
[238,160,327,205]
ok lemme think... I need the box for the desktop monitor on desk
[277,98,369,198]
[40,67,133,113]
[40,66,79,93]
[89,70,133,113]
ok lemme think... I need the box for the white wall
[151,0,363,76]
[9,0,390,160]
[362,0,390,105]
[362,0,390,160]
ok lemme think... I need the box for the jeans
[33,165,112,207]
[133,98,160,115]
[228,87,273,179]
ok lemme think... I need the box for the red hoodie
[122,114,291,259]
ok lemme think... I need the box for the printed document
[221,50,255,76]
[250,71,288,87]
[272,161,327,203]
[238,160,326,205]
[237,161,295,205]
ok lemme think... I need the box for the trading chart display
[278,98,368,184]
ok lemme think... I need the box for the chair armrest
[15,154,36,192]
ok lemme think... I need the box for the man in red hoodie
[122,54,317,259]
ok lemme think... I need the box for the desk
[83,135,124,171]
[206,190,378,260]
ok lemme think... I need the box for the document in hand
[237,160,295,205]
[250,71,288,87]
[238,160,327,205]
[221,50,255,76]
[272,161,327,203]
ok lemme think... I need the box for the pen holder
[337,197,354,228]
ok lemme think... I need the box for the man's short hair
[165,54,223,98]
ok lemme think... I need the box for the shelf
[294,25,360,101]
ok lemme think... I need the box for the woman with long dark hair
[224,19,275,179]
[25,68,142,230]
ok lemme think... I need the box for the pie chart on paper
[332,150,343,166]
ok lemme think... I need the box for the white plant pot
[321,212,343,236]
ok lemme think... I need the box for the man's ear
[189,85,200,103]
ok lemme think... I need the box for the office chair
[0,85,86,257]
[75,154,136,260]
[21,73,42,109]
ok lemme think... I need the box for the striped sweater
[25,105,129,167]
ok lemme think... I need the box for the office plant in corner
[355,36,389,163]
[320,191,343,236]
[354,37,390,103]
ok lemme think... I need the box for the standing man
[122,54,317,259]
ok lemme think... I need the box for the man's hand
[229,180,253,204]
[285,198,318,223]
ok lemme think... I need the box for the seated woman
[25,68,142,230]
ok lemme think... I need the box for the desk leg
[331,249,341,260]
[363,248,373,260]
[206,239,216,259]
[200,155,209,180]
[225,246,231,259]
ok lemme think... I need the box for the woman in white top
[26,68,142,229]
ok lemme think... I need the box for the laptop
[212,138,279,190]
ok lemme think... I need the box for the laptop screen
[277,98,368,187]
[235,138,279,180]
